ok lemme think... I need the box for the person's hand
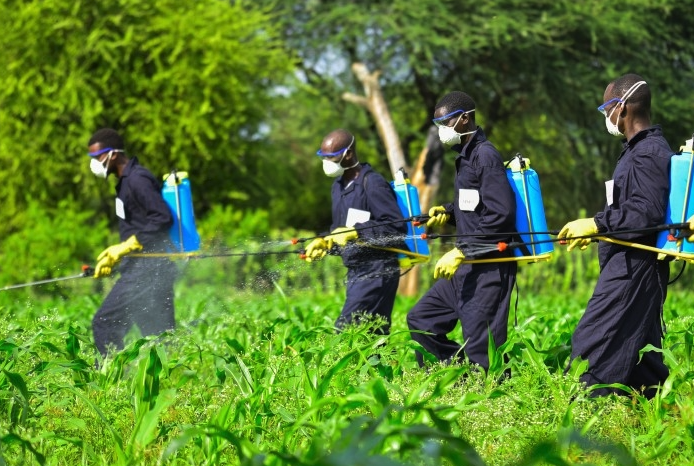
[686,215,694,243]
[433,247,465,280]
[328,227,358,246]
[304,237,333,262]
[558,218,598,251]
[94,235,143,278]
[427,205,451,228]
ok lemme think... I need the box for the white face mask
[438,126,477,146]
[322,153,346,178]
[605,107,623,137]
[322,154,359,178]
[603,80,646,138]
[90,151,113,179]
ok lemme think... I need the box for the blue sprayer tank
[390,168,430,267]
[656,142,694,254]
[161,171,201,253]
[505,155,553,259]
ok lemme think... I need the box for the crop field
[1,244,694,465]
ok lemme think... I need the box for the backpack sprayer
[655,135,694,258]
[504,153,553,262]
[161,171,201,253]
[390,168,430,267]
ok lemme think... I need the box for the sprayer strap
[368,245,430,262]
[596,236,694,262]
[461,253,553,265]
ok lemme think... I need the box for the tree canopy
[263,0,694,226]
[1,0,693,280]
[0,0,295,236]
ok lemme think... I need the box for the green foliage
[0,0,295,237]
[0,277,693,464]
[0,198,111,289]
[262,0,694,225]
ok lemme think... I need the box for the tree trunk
[343,63,443,296]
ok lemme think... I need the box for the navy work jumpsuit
[572,126,672,398]
[407,128,517,370]
[330,163,407,334]
[92,157,178,356]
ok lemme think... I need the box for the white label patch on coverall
[346,208,371,227]
[458,189,480,211]
[605,179,614,206]
[115,198,126,219]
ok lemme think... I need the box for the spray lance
[421,222,694,260]
[0,265,95,292]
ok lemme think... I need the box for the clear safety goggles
[432,108,475,128]
[316,137,355,158]
[597,98,622,117]
[88,147,123,157]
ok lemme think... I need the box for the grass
[0,244,693,464]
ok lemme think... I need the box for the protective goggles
[316,137,355,157]
[432,108,475,127]
[597,98,622,117]
[88,147,123,157]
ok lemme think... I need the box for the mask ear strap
[621,81,647,103]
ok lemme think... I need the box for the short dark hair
[435,91,477,115]
[610,73,650,114]
[88,128,125,150]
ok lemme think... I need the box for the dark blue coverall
[572,126,671,398]
[407,128,517,370]
[330,163,407,334]
[92,157,178,356]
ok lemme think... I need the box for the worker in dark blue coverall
[407,91,517,370]
[88,128,178,357]
[559,74,671,399]
[304,129,407,334]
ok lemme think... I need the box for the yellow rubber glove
[433,247,465,280]
[304,237,334,262]
[94,235,143,278]
[328,226,358,246]
[687,215,694,243]
[558,218,598,252]
[427,205,451,228]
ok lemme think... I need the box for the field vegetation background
[1,0,694,464]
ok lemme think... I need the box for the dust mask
[90,151,114,179]
[322,153,359,178]
[605,107,623,137]
[438,126,477,146]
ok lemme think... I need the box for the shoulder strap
[362,170,372,190]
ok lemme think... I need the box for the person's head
[599,73,651,139]
[433,91,477,146]
[317,129,359,178]
[87,128,127,179]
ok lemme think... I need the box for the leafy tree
[0,0,295,241]
[262,0,694,226]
